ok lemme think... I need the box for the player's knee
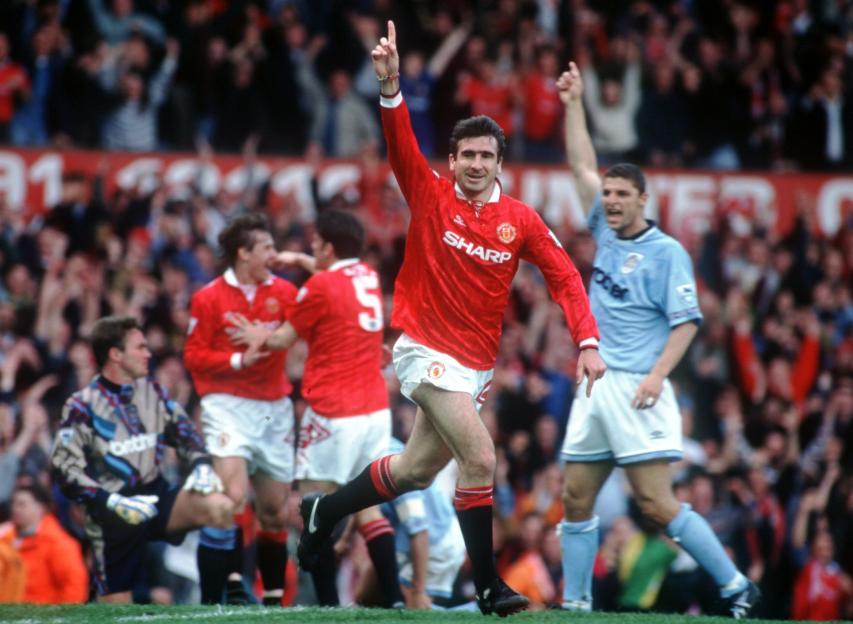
[634,493,669,527]
[561,481,594,517]
[400,464,437,491]
[223,485,247,511]
[459,449,495,483]
[204,494,235,528]
[256,504,287,532]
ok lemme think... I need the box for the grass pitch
[0,604,826,624]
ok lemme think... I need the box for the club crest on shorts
[621,252,644,274]
[265,297,280,313]
[497,223,517,244]
[427,361,446,379]
[217,432,230,448]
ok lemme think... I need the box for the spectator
[309,69,379,159]
[0,33,30,143]
[579,41,642,164]
[98,39,178,151]
[792,530,851,621]
[3,483,88,603]
[520,46,563,163]
[10,25,68,146]
[86,0,165,46]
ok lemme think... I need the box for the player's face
[114,328,151,380]
[243,230,276,283]
[311,233,334,271]
[601,176,647,237]
[449,136,502,202]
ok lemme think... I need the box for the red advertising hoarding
[1,148,850,248]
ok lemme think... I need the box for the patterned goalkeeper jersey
[50,375,209,513]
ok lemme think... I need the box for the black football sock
[256,530,287,605]
[317,455,400,531]
[360,518,405,607]
[198,526,237,604]
[455,486,498,596]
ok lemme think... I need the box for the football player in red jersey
[294,21,606,617]
[229,209,405,608]
[184,214,297,606]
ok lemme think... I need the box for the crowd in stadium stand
[0,0,852,619]
[0,0,850,169]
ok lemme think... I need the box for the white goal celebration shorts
[393,333,493,412]
[295,406,391,485]
[200,393,295,482]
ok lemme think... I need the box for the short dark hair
[449,115,507,161]
[603,163,646,193]
[13,483,51,507]
[90,315,140,368]
[316,209,365,259]
[218,214,271,266]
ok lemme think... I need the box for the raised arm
[372,20,438,216]
[427,20,471,78]
[558,62,601,212]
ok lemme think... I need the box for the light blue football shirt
[587,196,702,373]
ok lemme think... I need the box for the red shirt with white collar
[289,259,388,417]
[184,268,297,401]
[381,95,599,370]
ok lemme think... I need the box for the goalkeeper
[50,315,233,602]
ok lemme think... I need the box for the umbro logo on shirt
[453,214,467,228]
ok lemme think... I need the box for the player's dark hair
[218,214,271,266]
[316,209,365,259]
[449,115,507,161]
[90,315,140,368]
[603,163,646,193]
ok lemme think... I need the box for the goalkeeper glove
[183,462,224,495]
[106,493,159,525]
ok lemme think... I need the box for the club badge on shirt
[497,223,517,244]
[265,297,280,313]
[621,252,645,274]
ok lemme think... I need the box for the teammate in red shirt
[184,214,296,606]
[229,209,404,608]
[296,22,606,618]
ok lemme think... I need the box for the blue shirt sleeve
[663,244,703,327]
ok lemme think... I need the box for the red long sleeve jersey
[382,98,599,370]
[289,260,388,417]
[185,270,296,401]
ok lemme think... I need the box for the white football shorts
[295,406,391,485]
[398,520,466,598]
[393,333,493,412]
[200,393,295,483]
[560,369,683,465]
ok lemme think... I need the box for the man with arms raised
[184,214,297,606]
[50,315,233,602]
[557,62,760,618]
[296,22,606,617]
[229,209,405,608]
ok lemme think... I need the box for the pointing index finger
[387,20,396,45]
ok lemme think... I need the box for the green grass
[0,605,838,624]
